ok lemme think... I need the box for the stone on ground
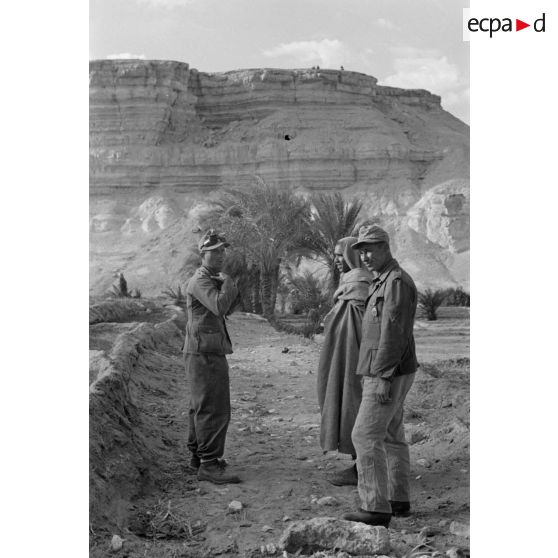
[228,500,243,513]
[449,520,470,538]
[279,517,390,555]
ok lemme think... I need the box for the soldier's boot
[190,454,227,470]
[327,464,358,486]
[198,460,241,484]
[390,500,411,516]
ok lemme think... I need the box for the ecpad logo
[465,12,546,38]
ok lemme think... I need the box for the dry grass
[128,500,206,541]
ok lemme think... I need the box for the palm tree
[202,178,312,317]
[304,192,364,291]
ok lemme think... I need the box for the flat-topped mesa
[90,60,199,146]
[89,59,443,145]
[89,60,469,293]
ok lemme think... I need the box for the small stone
[446,548,466,558]
[282,347,289,353]
[438,519,449,527]
[415,475,422,480]
[282,515,291,522]
[416,458,431,468]
[110,534,123,552]
[419,526,437,541]
[290,360,298,366]
[239,521,252,527]
[265,543,277,554]
[449,521,470,538]
[228,500,243,513]
[268,409,276,414]
[317,496,338,506]
[262,525,273,532]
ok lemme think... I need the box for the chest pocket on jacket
[367,296,384,323]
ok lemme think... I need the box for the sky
[90,0,469,123]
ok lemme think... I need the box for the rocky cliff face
[90,60,469,295]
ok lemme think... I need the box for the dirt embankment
[89,302,469,557]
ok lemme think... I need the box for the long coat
[317,266,372,455]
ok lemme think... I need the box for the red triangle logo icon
[516,19,530,31]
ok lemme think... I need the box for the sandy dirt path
[90,306,469,557]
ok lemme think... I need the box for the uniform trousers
[352,373,415,513]
[184,353,231,462]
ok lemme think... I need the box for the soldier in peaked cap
[183,229,242,484]
[341,225,418,527]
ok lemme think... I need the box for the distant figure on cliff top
[182,229,242,485]
[317,237,372,485]
[340,65,344,71]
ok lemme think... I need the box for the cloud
[375,18,399,30]
[262,39,348,68]
[382,48,469,122]
[106,53,147,60]
[384,54,460,92]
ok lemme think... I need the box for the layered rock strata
[90,60,469,294]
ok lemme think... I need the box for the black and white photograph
[5,0,558,556]
[88,1,470,556]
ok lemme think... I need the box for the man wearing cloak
[317,236,372,485]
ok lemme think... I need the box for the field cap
[352,224,390,249]
[198,229,230,252]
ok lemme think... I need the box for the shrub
[287,270,331,336]
[162,285,185,305]
[288,270,331,317]
[443,287,470,307]
[118,273,128,297]
[418,288,446,321]
[109,273,130,298]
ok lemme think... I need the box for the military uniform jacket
[183,266,239,355]
[356,258,418,380]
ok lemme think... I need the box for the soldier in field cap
[183,229,242,484]
[341,224,418,527]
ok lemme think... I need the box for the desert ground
[89,300,469,558]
